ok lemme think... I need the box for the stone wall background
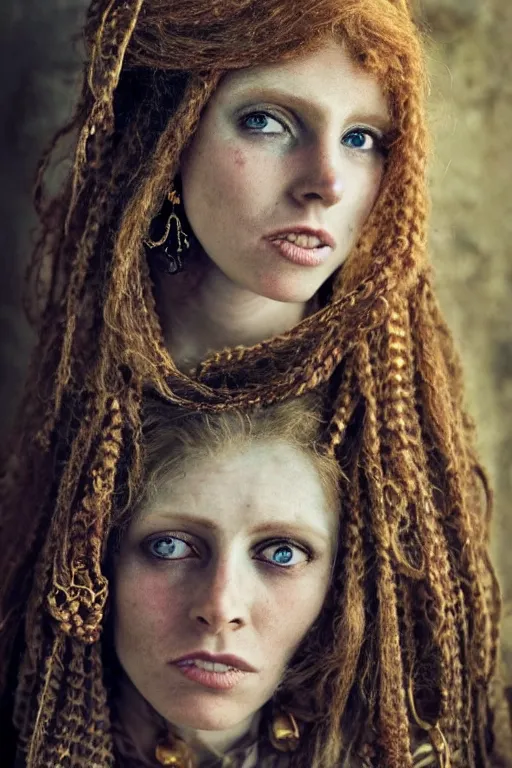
[0,0,511,674]
[416,0,512,678]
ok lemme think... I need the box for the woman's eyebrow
[231,85,392,132]
[142,512,332,542]
[248,520,332,542]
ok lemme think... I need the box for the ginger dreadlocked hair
[1,0,511,766]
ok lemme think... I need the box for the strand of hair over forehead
[1,0,511,766]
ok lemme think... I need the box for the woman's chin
[251,272,325,305]
[209,253,331,305]
[170,711,246,731]
[167,705,250,733]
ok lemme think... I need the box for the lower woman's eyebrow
[139,512,219,531]
[137,514,330,542]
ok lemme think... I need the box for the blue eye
[272,546,294,565]
[342,129,379,151]
[146,536,192,560]
[241,111,286,134]
[257,541,309,568]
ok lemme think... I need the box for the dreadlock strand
[70,0,144,210]
[88,0,145,99]
[16,399,123,764]
[326,354,359,457]
[0,382,98,700]
[47,396,123,644]
[455,581,475,765]
[37,640,115,767]
[408,284,505,762]
[313,469,367,766]
[379,297,465,756]
[355,338,413,766]
[331,464,368,750]
[12,392,107,661]
[43,2,144,426]
[26,140,76,325]
[21,633,66,768]
[372,301,458,759]
[411,285,494,687]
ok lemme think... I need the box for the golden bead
[168,188,181,206]
[269,712,300,752]
[155,738,193,766]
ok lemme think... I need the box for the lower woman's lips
[171,661,250,690]
[267,238,332,267]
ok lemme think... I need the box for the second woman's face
[180,39,390,304]
[114,441,336,734]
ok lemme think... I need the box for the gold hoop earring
[143,183,190,275]
[268,710,301,753]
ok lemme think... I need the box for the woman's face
[180,39,390,304]
[114,441,336,734]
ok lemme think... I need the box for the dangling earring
[143,183,190,275]
[155,733,195,767]
[268,710,301,753]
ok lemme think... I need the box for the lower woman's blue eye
[151,537,176,557]
[147,536,192,560]
[273,546,293,565]
[344,131,367,148]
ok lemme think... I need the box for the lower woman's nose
[188,561,248,632]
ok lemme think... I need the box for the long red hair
[1,1,510,766]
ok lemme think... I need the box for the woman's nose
[290,141,344,208]
[188,557,249,633]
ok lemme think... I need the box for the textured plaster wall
[417,0,512,678]
[0,0,511,672]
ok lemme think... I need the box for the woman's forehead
[213,38,390,124]
[137,441,338,538]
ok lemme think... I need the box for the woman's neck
[115,674,259,766]
[177,713,260,764]
[156,254,315,370]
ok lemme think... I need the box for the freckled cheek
[114,568,186,648]
[257,582,326,664]
[200,141,279,209]
[347,166,385,225]
[369,166,385,207]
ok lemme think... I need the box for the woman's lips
[266,237,332,267]
[266,226,336,249]
[171,650,256,672]
[171,660,250,690]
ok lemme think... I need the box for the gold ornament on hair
[155,735,195,767]
[269,710,301,752]
[408,675,451,768]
